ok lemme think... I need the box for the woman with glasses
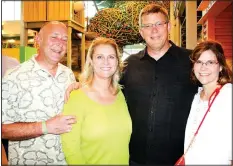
[61,37,132,165]
[183,40,232,164]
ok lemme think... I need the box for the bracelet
[42,121,48,135]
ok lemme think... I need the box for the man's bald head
[35,21,68,66]
[39,21,67,35]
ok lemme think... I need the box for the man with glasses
[121,4,197,165]
[65,3,198,165]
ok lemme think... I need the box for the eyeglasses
[194,60,219,67]
[140,21,168,30]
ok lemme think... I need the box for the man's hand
[64,82,80,103]
[46,114,77,134]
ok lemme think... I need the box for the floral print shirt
[2,55,76,165]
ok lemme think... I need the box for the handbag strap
[184,85,223,155]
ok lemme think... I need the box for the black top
[120,41,198,165]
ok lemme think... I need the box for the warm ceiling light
[7,39,15,43]
[28,38,34,43]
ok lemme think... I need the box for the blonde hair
[79,37,124,94]
[139,4,169,27]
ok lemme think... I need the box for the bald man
[2,21,77,165]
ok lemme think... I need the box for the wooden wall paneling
[47,1,71,21]
[23,1,33,21]
[73,10,85,26]
[59,1,65,20]
[38,1,47,21]
[47,1,56,20]
[215,29,232,35]
[215,22,232,29]
[23,1,46,22]
[215,3,232,60]
[33,1,37,21]
[215,37,232,43]
[63,1,70,20]
[48,1,56,20]
[28,1,34,21]
[58,1,68,20]
[202,19,216,41]
[207,18,215,40]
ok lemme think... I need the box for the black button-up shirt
[121,41,197,165]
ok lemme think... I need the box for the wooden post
[175,17,181,47]
[81,33,85,71]
[169,1,175,42]
[20,1,28,46]
[67,26,72,69]
[186,1,197,49]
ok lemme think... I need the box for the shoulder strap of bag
[184,85,223,155]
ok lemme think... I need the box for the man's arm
[2,122,42,140]
[2,69,77,141]
[2,114,76,141]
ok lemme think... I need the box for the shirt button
[153,92,156,96]
[149,127,153,132]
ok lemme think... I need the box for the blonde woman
[61,37,132,165]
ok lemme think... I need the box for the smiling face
[92,44,118,80]
[139,12,170,52]
[194,50,222,87]
[38,22,68,65]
